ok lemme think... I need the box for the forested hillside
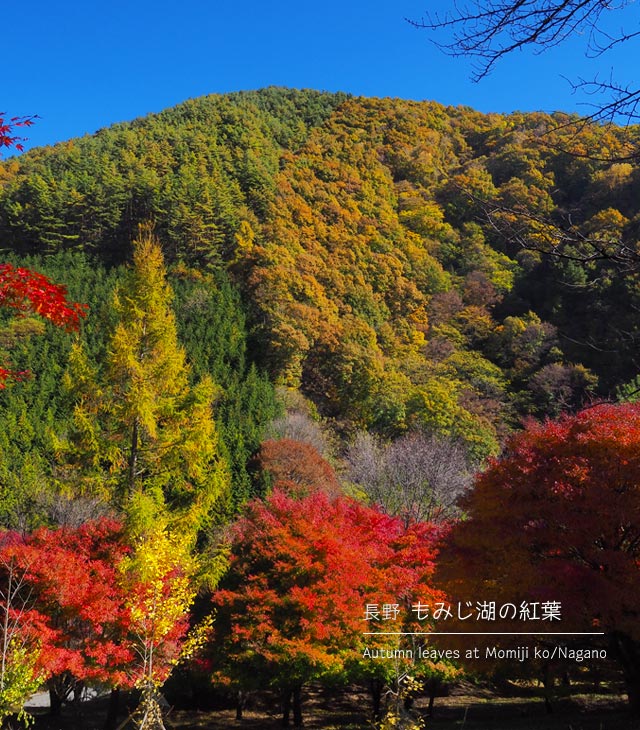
[0,87,638,491]
[3,87,640,729]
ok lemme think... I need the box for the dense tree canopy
[437,403,640,710]
[210,487,443,727]
[16,519,132,711]
[3,89,637,460]
[2,88,640,726]
[0,516,202,727]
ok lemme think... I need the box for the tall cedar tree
[56,226,229,529]
[436,403,640,712]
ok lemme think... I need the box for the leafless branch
[410,0,630,79]
[411,0,640,138]
[570,76,640,125]
[344,430,472,526]
[264,412,329,456]
[455,182,640,271]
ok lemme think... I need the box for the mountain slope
[1,88,638,458]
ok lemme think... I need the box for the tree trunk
[610,631,640,715]
[281,688,292,727]
[49,683,64,716]
[236,689,245,721]
[104,687,120,730]
[72,680,85,706]
[370,677,383,719]
[137,688,167,730]
[47,673,78,718]
[542,663,554,714]
[292,685,303,728]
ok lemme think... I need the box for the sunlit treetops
[0,89,638,457]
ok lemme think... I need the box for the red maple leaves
[439,403,640,617]
[0,112,87,384]
[436,403,640,707]
[18,520,134,687]
[0,264,87,330]
[0,518,195,706]
[0,264,87,388]
[0,114,35,154]
[211,488,444,688]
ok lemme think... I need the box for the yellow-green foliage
[0,642,44,727]
[120,492,198,689]
[120,493,221,730]
[375,675,425,730]
[55,227,230,526]
[1,89,631,458]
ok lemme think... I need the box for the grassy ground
[28,681,637,730]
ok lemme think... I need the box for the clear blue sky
[5,0,639,152]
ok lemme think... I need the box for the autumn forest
[0,88,640,729]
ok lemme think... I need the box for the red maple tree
[437,403,640,711]
[14,519,134,712]
[210,488,444,726]
[0,531,57,725]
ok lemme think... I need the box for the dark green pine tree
[173,273,280,507]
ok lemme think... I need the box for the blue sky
[5,0,639,152]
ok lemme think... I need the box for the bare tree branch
[570,76,640,124]
[411,0,640,140]
[411,0,634,79]
[344,430,472,526]
[451,178,640,271]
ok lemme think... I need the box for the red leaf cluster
[0,264,87,330]
[12,519,135,686]
[211,488,444,687]
[0,519,192,695]
[438,402,640,639]
[0,263,88,388]
[0,114,35,154]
